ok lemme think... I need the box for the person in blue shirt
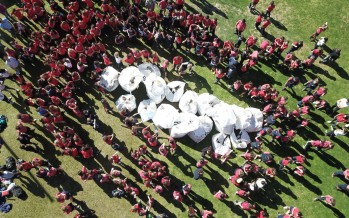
[0,18,13,32]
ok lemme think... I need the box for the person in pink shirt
[235,19,246,36]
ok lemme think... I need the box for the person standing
[235,19,246,36]
[331,98,348,114]
[255,14,263,30]
[313,195,336,207]
[260,18,271,35]
[3,55,20,75]
[265,1,275,17]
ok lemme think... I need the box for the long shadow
[2,138,54,201]
[331,138,349,154]
[270,17,288,31]
[314,150,345,170]
[188,0,228,18]
[71,199,97,218]
[291,174,322,195]
[319,201,345,218]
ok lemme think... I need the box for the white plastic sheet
[197,93,221,116]
[145,74,167,104]
[166,81,186,102]
[188,116,213,143]
[100,66,120,92]
[210,102,236,135]
[170,113,200,138]
[138,63,161,80]
[137,99,157,122]
[153,104,179,129]
[118,66,143,92]
[115,94,137,112]
[179,91,199,114]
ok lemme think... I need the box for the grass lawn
[0,0,349,217]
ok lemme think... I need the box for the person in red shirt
[214,190,228,200]
[11,8,24,20]
[310,22,328,41]
[201,210,213,218]
[260,18,271,35]
[265,1,275,17]
[314,195,336,206]
[235,19,246,36]
[173,55,183,72]
[249,0,260,11]
[234,201,256,211]
[214,68,226,84]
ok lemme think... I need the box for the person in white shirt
[114,51,123,70]
[332,98,349,114]
[326,124,348,138]
[314,37,328,49]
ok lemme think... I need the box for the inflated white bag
[137,99,157,122]
[244,108,263,132]
[145,74,167,104]
[212,133,232,156]
[197,93,221,116]
[231,104,250,130]
[170,113,200,138]
[230,130,250,149]
[118,66,143,92]
[188,116,213,143]
[179,91,198,114]
[115,94,137,112]
[100,66,120,92]
[138,63,161,80]
[211,102,236,135]
[153,104,179,129]
[166,81,186,102]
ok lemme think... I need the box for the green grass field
[0,0,349,217]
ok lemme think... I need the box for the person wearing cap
[314,195,336,206]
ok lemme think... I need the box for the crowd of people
[0,0,347,217]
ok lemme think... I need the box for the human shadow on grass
[45,172,83,195]
[71,199,97,218]
[331,138,349,154]
[314,150,345,170]
[321,60,349,80]
[291,174,322,195]
[309,65,336,81]
[187,0,228,19]
[251,188,284,209]
[272,181,297,199]
[319,201,345,218]
[270,18,288,31]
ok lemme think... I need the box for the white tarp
[153,104,179,129]
[115,94,137,112]
[166,81,186,102]
[179,91,198,114]
[244,108,263,132]
[170,113,200,138]
[212,133,232,156]
[138,63,161,80]
[188,116,213,143]
[137,99,157,122]
[100,66,120,92]
[210,102,237,135]
[145,74,167,104]
[197,93,221,116]
[118,66,143,92]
